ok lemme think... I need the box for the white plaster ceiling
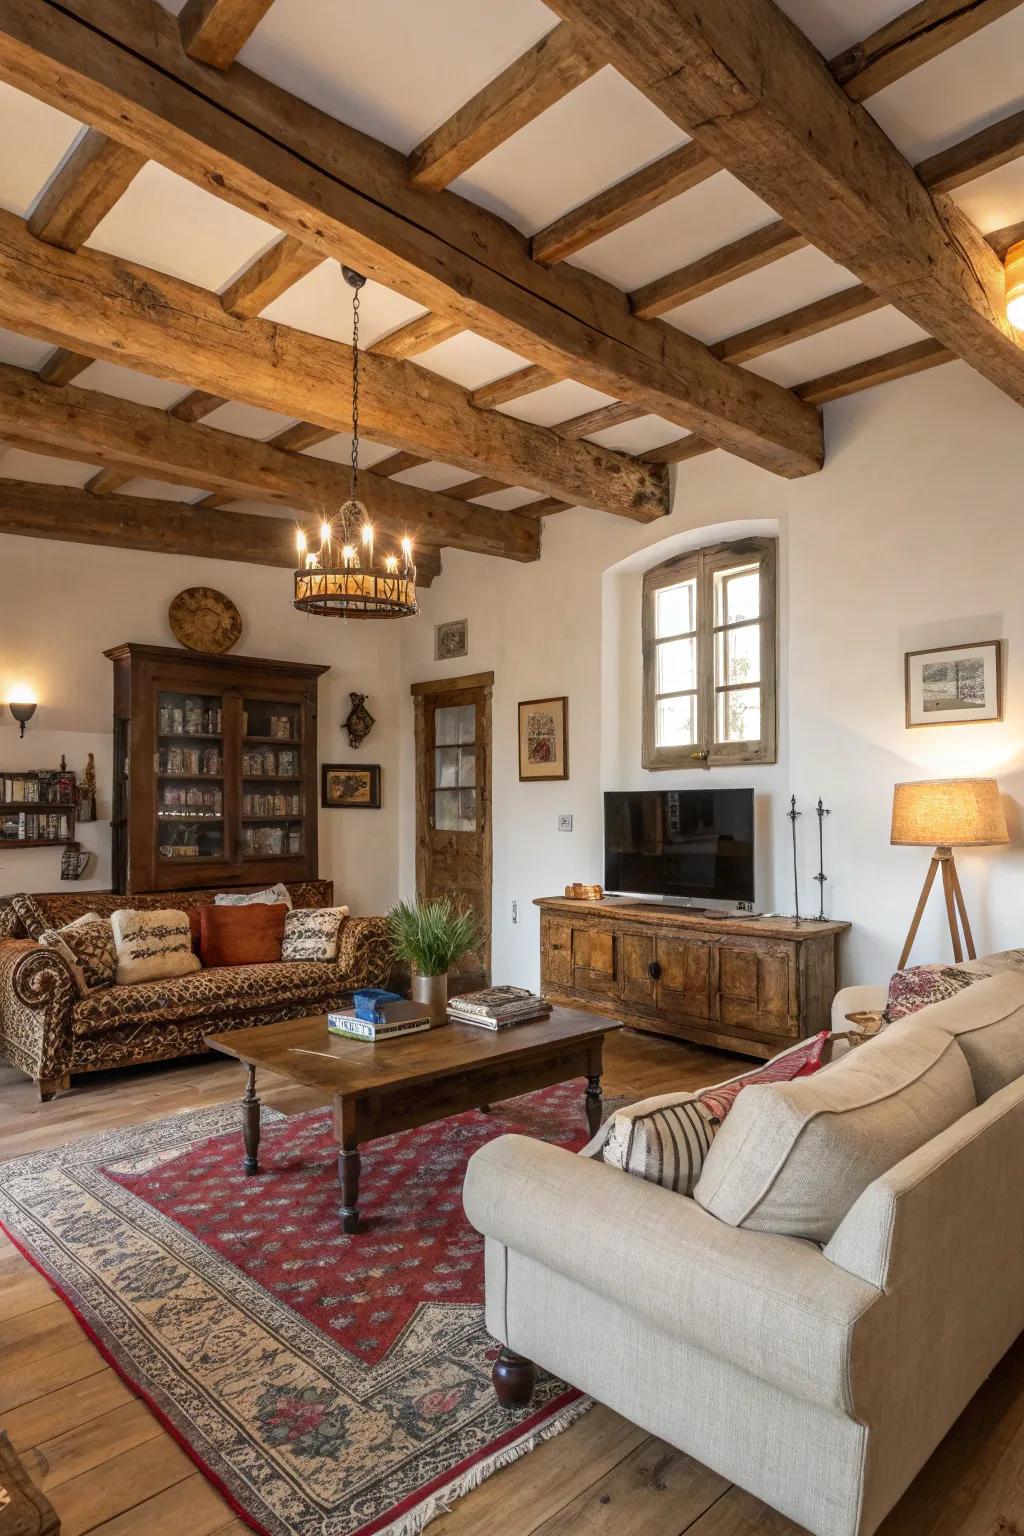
[497,378,616,427]
[746,307,931,389]
[199,402,300,440]
[0,446,95,487]
[391,461,475,494]
[586,415,682,455]
[302,434,395,471]
[257,258,427,345]
[0,83,81,217]
[74,362,188,410]
[470,486,540,511]
[0,329,52,371]
[414,333,531,390]
[114,477,208,502]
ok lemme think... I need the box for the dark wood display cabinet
[536,896,849,1058]
[106,644,328,894]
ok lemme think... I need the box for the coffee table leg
[242,1064,261,1176]
[585,1073,603,1136]
[338,1148,361,1234]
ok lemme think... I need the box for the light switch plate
[558,814,573,832]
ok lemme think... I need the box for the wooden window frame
[642,536,778,770]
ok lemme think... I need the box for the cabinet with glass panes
[433,702,477,833]
[106,644,328,893]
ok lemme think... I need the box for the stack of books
[328,992,431,1042]
[447,986,552,1031]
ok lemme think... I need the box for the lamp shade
[891,778,1008,848]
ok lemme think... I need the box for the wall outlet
[511,900,519,925]
[558,814,573,832]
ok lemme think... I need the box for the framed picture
[435,618,468,661]
[518,697,569,781]
[321,763,381,808]
[905,641,1002,728]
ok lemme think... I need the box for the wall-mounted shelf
[0,771,76,849]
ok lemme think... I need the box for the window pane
[435,704,475,746]
[655,579,695,638]
[434,787,475,832]
[715,564,760,626]
[717,687,761,743]
[656,636,696,694]
[656,694,697,747]
[435,746,460,788]
[715,623,761,687]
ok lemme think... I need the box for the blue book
[353,988,404,1023]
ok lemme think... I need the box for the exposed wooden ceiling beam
[0,0,822,480]
[27,127,145,251]
[367,451,430,478]
[796,337,955,405]
[712,285,886,367]
[407,23,604,192]
[550,0,1024,410]
[220,235,321,317]
[442,476,505,502]
[178,0,277,69]
[368,312,462,360]
[518,496,573,517]
[631,223,807,320]
[0,210,666,520]
[530,0,1024,268]
[641,435,717,466]
[532,142,717,267]
[471,366,560,409]
[38,348,92,386]
[917,105,1024,194]
[170,390,228,424]
[556,401,645,439]
[267,421,335,453]
[0,360,539,560]
[830,0,1024,103]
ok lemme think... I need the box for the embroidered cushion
[111,908,202,986]
[215,882,294,910]
[694,1022,976,1242]
[199,903,287,968]
[281,906,349,962]
[886,970,1024,1102]
[882,963,979,1024]
[39,913,116,996]
[595,1032,830,1195]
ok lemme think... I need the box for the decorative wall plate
[169,588,243,653]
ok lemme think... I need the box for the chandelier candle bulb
[1006,239,1024,329]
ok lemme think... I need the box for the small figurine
[77,752,97,822]
[344,692,376,750]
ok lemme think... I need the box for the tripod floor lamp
[891,778,1008,969]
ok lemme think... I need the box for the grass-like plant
[387,897,481,977]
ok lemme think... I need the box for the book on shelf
[447,985,552,1030]
[1,769,75,806]
[327,1010,431,1042]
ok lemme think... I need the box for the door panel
[572,928,618,995]
[718,943,796,1035]
[541,918,573,989]
[620,932,656,1006]
[413,677,492,989]
[656,936,713,1020]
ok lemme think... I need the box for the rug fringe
[376,1396,594,1536]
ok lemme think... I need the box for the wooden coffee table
[205,1007,621,1233]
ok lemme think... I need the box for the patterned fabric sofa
[0,882,391,1100]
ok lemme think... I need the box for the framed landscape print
[518,697,569,781]
[905,641,1002,728]
[321,763,381,808]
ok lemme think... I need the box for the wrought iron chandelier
[293,265,418,619]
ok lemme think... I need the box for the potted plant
[387,897,481,1027]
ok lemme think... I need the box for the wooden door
[412,672,493,989]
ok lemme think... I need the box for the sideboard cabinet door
[655,936,714,1023]
[717,941,797,1038]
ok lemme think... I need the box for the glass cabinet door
[155,690,225,865]
[239,697,304,862]
[433,703,477,832]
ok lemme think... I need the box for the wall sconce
[8,689,37,737]
[1006,239,1024,330]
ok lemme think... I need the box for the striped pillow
[594,1032,830,1195]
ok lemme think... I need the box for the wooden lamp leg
[940,853,964,963]
[948,852,977,960]
[898,850,942,969]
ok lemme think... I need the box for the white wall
[399,362,1024,991]
[0,537,402,914]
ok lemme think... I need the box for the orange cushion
[199,903,287,968]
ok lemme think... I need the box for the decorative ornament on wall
[169,588,243,654]
[435,618,468,661]
[344,692,376,750]
[77,751,97,822]
[60,841,90,881]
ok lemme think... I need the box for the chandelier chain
[349,282,360,514]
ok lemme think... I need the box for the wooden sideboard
[535,897,849,1058]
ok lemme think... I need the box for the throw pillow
[39,913,116,996]
[200,903,287,968]
[215,882,294,910]
[111,909,201,986]
[883,963,978,1024]
[693,1022,976,1243]
[596,1031,829,1195]
[281,906,349,962]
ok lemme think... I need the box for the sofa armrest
[832,984,886,1029]
[0,938,77,1080]
[465,1133,881,1415]
[336,915,392,991]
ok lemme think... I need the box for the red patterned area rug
[0,1080,608,1536]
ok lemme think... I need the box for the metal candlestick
[787,795,802,922]
[812,797,831,921]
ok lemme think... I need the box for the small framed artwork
[518,697,569,781]
[321,763,381,808]
[905,641,1002,728]
[435,618,468,661]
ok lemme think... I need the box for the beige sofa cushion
[111,908,201,986]
[888,971,1024,1102]
[693,1023,975,1242]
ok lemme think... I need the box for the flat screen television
[604,788,754,904]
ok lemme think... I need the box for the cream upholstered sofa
[464,970,1024,1536]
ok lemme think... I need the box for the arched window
[642,536,777,769]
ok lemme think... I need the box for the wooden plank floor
[2,1031,1023,1536]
